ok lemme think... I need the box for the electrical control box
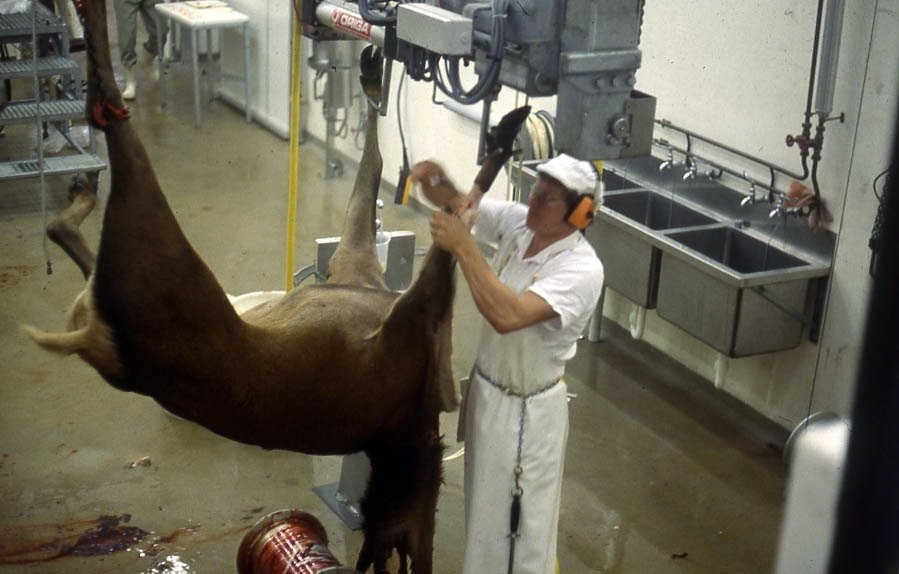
[396,4,472,56]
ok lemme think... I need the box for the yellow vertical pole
[285,3,303,291]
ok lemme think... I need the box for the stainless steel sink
[602,170,642,191]
[604,190,717,230]
[589,189,716,308]
[655,226,828,357]
[512,157,835,357]
[666,226,808,274]
[658,225,830,286]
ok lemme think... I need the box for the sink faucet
[682,157,698,181]
[659,147,682,172]
[680,156,720,181]
[768,194,785,218]
[741,179,758,207]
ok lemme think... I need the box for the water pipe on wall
[654,0,846,217]
[628,304,646,340]
[714,352,729,389]
[787,0,846,222]
[813,0,846,117]
[587,287,605,343]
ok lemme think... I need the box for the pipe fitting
[786,133,816,153]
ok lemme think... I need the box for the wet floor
[1,31,787,574]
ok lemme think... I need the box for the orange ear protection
[566,195,596,230]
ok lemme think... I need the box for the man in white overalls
[421,153,605,574]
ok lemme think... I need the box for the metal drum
[237,509,358,574]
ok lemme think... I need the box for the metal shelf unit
[0,2,105,183]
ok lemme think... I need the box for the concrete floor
[1,42,788,574]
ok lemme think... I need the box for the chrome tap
[659,147,682,171]
[682,157,698,181]
[768,194,785,218]
[741,177,758,207]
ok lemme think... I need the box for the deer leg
[476,105,531,191]
[326,45,385,289]
[355,538,375,573]
[355,436,443,574]
[408,441,441,574]
[373,548,393,574]
[62,0,240,387]
[46,173,99,279]
[74,0,128,129]
[397,542,409,574]
[412,105,531,214]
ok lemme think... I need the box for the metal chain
[507,399,525,574]
[29,1,51,274]
[869,168,891,276]
[474,365,560,574]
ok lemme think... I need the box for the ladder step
[0,100,85,125]
[0,155,106,181]
[0,56,82,80]
[0,7,100,185]
[0,5,66,40]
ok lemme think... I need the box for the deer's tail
[22,324,88,356]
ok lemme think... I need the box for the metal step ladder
[0,2,105,183]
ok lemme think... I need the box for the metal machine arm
[299,0,656,160]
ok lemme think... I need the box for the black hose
[357,0,398,25]
[432,0,508,105]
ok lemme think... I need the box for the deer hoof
[68,172,99,202]
[359,45,384,103]
[486,105,531,157]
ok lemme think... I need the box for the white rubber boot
[150,58,160,82]
[122,68,137,100]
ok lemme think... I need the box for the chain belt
[473,364,559,399]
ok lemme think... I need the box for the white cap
[536,153,598,196]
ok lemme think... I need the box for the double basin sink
[586,162,832,357]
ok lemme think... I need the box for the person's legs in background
[114,0,140,99]
[114,0,166,99]
[138,0,167,81]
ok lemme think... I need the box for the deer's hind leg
[47,173,99,279]
[76,0,128,129]
[325,45,386,290]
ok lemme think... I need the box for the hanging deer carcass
[22,1,529,572]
